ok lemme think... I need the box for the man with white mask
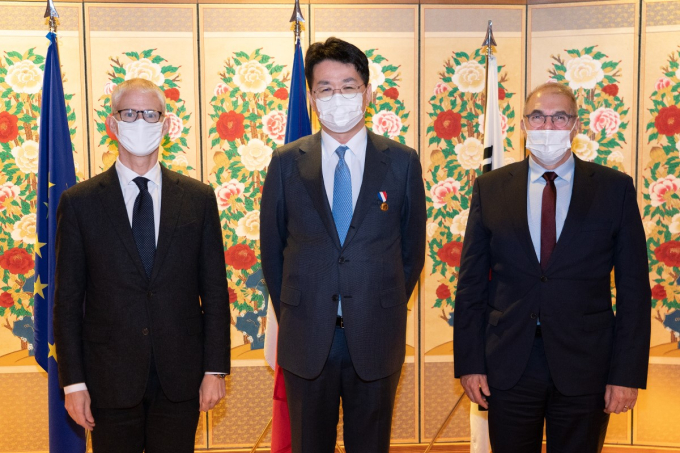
[260,37,426,453]
[53,78,230,452]
[454,82,651,453]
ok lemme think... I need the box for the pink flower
[649,175,680,207]
[165,112,183,140]
[589,107,621,137]
[430,178,461,209]
[0,182,20,211]
[371,110,402,139]
[479,113,509,139]
[215,179,245,210]
[433,82,450,96]
[262,110,287,145]
[214,83,229,97]
[104,81,117,95]
[655,77,672,92]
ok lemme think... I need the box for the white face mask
[115,119,164,157]
[524,121,576,167]
[315,93,366,133]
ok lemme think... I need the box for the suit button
[540,276,548,282]
[332,295,339,302]
[338,257,345,264]
[530,313,538,320]
[142,328,149,335]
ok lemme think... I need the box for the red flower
[216,111,245,141]
[602,84,618,97]
[105,120,117,142]
[383,88,399,100]
[0,292,13,308]
[436,284,451,300]
[434,110,462,140]
[273,88,288,100]
[651,284,667,301]
[228,286,238,304]
[0,111,19,143]
[164,88,180,102]
[655,106,680,136]
[498,88,506,101]
[0,248,34,275]
[224,244,257,270]
[437,242,463,268]
[655,240,680,267]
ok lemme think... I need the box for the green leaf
[161,65,179,73]
[124,51,140,59]
[141,49,154,59]
[6,51,22,60]
[151,56,164,64]
[566,49,581,57]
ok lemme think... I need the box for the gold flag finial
[44,0,59,33]
[289,0,305,42]
[481,20,496,56]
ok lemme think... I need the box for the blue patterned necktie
[132,177,156,278]
[332,145,353,246]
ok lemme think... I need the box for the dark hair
[304,37,369,89]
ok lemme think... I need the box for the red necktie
[540,172,557,271]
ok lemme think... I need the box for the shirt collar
[528,152,575,184]
[115,158,162,188]
[321,127,368,160]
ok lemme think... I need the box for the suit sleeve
[199,190,231,374]
[401,149,427,299]
[53,191,88,388]
[453,178,491,377]
[609,177,651,388]
[260,150,287,320]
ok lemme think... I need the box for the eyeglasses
[524,113,576,129]
[313,84,366,102]
[116,109,163,124]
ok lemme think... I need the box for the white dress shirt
[321,127,368,317]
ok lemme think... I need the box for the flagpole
[482,20,496,113]
[423,392,467,452]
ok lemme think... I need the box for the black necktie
[540,172,557,271]
[132,177,155,277]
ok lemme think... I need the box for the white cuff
[64,383,88,394]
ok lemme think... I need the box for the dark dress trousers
[53,165,230,451]
[454,156,651,452]
[260,131,426,451]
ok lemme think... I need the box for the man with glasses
[53,78,230,452]
[260,37,426,453]
[453,82,651,453]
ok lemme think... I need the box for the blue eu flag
[284,38,312,143]
[33,32,86,453]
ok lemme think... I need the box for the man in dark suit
[53,78,230,453]
[260,37,426,453]
[454,82,651,453]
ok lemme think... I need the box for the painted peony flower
[564,55,604,90]
[234,60,272,94]
[455,137,484,170]
[124,58,165,86]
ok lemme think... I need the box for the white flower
[589,107,621,137]
[649,175,680,207]
[215,179,245,210]
[261,110,287,145]
[430,178,461,209]
[571,134,599,161]
[452,61,485,93]
[504,156,516,165]
[607,150,624,164]
[238,139,273,171]
[12,213,36,244]
[643,219,657,237]
[371,110,402,139]
[450,209,470,237]
[455,137,484,170]
[214,83,229,97]
[234,60,272,94]
[124,58,165,86]
[478,113,509,139]
[235,210,260,241]
[426,222,439,237]
[433,82,450,96]
[104,81,117,95]
[6,60,43,94]
[676,69,680,80]
[669,214,680,235]
[171,154,189,172]
[164,112,183,141]
[11,140,40,174]
[565,55,604,90]
[27,343,34,351]
[368,62,385,88]
[0,182,21,211]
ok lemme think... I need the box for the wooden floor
[214,444,680,452]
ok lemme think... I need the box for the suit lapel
[97,166,149,280]
[150,166,184,282]
[342,132,390,248]
[505,159,541,270]
[296,133,341,249]
[544,156,596,271]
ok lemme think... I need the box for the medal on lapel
[378,191,388,211]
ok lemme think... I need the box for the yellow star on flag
[48,342,57,362]
[34,274,48,299]
[35,241,47,259]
